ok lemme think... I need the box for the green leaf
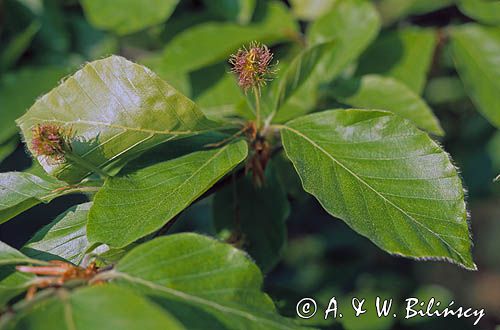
[408,0,455,15]
[112,233,308,329]
[3,285,186,330]
[0,242,33,267]
[329,75,444,135]
[0,172,68,225]
[307,0,381,82]
[375,0,454,25]
[268,41,336,121]
[357,27,437,94]
[424,77,467,105]
[451,24,500,128]
[0,66,68,145]
[0,21,41,71]
[202,0,256,24]
[213,162,290,272]
[80,0,180,35]
[155,1,299,74]
[191,64,244,121]
[280,109,474,269]
[289,0,337,21]
[0,243,36,307]
[0,139,18,164]
[375,0,416,26]
[458,0,500,26]
[17,56,217,183]
[88,140,248,248]
[0,267,33,308]
[22,203,92,265]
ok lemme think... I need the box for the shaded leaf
[0,66,68,145]
[357,27,437,94]
[329,75,443,135]
[375,0,454,25]
[408,0,455,15]
[88,140,248,248]
[424,77,467,105]
[451,24,500,128]
[80,0,180,35]
[268,41,336,121]
[17,56,217,183]
[307,0,381,82]
[280,109,474,269]
[22,203,92,265]
[202,0,256,24]
[0,242,33,267]
[0,267,33,308]
[191,64,244,121]
[0,139,18,164]
[458,0,500,26]
[0,244,35,307]
[3,285,186,330]
[112,233,308,329]
[213,162,290,272]
[0,21,40,71]
[0,172,67,225]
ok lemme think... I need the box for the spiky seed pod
[229,41,276,93]
[31,124,72,162]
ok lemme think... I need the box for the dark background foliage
[0,1,499,329]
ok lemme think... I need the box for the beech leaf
[280,109,474,269]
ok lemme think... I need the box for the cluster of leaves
[0,0,499,329]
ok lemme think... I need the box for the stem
[253,86,261,130]
[65,152,110,179]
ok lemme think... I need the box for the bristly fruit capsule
[31,124,72,162]
[229,41,276,93]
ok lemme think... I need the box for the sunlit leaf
[280,109,474,269]
[17,56,218,183]
[22,203,92,265]
[153,1,299,74]
[329,75,443,135]
[458,0,500,26]
[0,172,67,225]
[289,0,337,21]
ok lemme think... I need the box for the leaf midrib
[112,271,297,330]
[281,125,467,264]
[24,117,212,136]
